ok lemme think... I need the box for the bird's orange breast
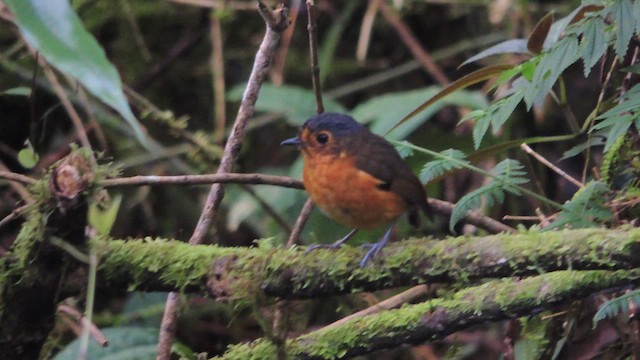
[302,152,407,229]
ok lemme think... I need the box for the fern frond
[394,140,415,159]
[450,159,529,230]
[548,181,612,229]
[600,134,626,184]
[593,289,640,328]
[419,149,469,183]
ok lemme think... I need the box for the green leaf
[461,39,529,67]
[352,86,488,140]
[450,159,528,230]
[394,141,415,158]
[17,144,39,169]
[593,113,634,152]
[463,90,524,149]
[620,64,640,74]
[524,36,581,108]
[544,4,603,49]
[419,149,469,184]
[579,17,608,76]
[490,90,525,134]
[469,110,491,150]
[88,194,122,236]
[611,0,635,58]
[389,64,513,134]
[4,0,149,147]
[122,292,168,327]
[593,289,640,328]
[53,326,158,360]
[1,87,31,97]
[547,181,612,229]
[227,83,346,125]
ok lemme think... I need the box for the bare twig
[0,169,37,186]
[270,0,301,85]
[378,1,450,86]
[521,143,584,189]
[285,0,323,247]
[306,0,324,113]
[356,0,381,62]
[322,285,429,330]
[0,203,32,230]
[210,10,227,145]
[39,62,96,164]
[286,198,314,247]
[102,173,303,189]
[57,304,109,347]
[156,3,289,359]
[428,198,516,234]
[167,0,258,10]
[0,163,35,203]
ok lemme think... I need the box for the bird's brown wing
[352,133,430,223]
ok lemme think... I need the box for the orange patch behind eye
[303,153,407,229]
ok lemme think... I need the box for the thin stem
[0,169,37,185]
[378,1,450,86]
[287,198,314,247]
[395,141,564,209]
[78,250,98,360]
[101,173,303,189]
[520,143,584,189]
[40,62,96,165]
[306,0,324,113]
[210,9,227,145]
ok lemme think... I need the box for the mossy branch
[214,270,640,359]
[92,228,640,301]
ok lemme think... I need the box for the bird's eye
[316,133,329,144]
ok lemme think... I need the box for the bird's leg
[359,220,397,267]
[306,228,359,252]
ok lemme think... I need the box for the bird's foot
[305,228,359,253]
[358,241,387,267]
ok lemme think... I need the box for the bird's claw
[305,242,342,253]
[358,242,385,267]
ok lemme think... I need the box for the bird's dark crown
[302,113,365,137]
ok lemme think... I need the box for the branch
[92,228,640,301]
[101,173,304,189]
[0,170,37,185]
[157,4,289,357]
[214,270,640,359]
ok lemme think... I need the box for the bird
[281,112,430,266]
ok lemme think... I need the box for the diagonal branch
[156,3,289,358]
[214,270,640,359]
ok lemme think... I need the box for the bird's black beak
[281,137,302,146]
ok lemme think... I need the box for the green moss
[94,237,240,291]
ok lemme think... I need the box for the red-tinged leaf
[528,12,555,54]
[568,5,605,25]
[386,64,514,135]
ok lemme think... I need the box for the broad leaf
[352,87,488,140]
[4,0,149,147]
[389,64,513,134]
[53,326,158,360]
